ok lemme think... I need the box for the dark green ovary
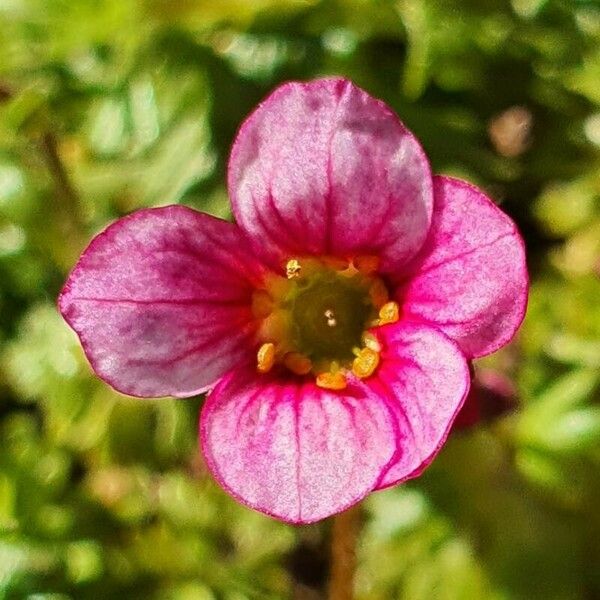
[290,277,372,362]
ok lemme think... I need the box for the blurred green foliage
[1,0,600,598]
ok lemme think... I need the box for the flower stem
[328,504,361,600]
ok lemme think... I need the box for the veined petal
[59,206,265,398]
[373,321,470,490]
[200,369,398,524]
[398,176,528,358]
[228,77,433,273]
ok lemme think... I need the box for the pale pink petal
[59,206,266,398]
[373,321,470,489]
[398,176,528,358]
[228,77,433,273]
[200,369,398,523]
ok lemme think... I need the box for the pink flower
[59,78,528,523]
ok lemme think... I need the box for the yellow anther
[378,301,400,325]
[251,289,274,318]
[352,347,380,379]
[368,278,389,309]
[284,352,313,375]
[257,342,276,374]
[316,371,347,391]
[354,255,380,274]
[286,258,302,279]
[362,332,381,352]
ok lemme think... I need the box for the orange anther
[368,278,389,309]
[352,347,380,379]
[316,371,347,391]
[284,352,313,375]
[257,342,276,373]
[378,301,400,325]
[354,255,380,274]
[251,289,273,318]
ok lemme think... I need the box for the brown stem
[328,504,361,600]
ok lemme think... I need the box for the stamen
[284,352,312,375]
[251,289,273,318]
[378,301,400,325]
[368,278,389,309]
[257,253,396,385]
[257,342,275,373]
[352,347,380,379]
[258,310,289,343]
[286,258,302,279]
[362,332,381,352]
[354,255,380,274]
[316,371,347,390]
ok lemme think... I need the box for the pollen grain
[378,301,400,325]
[362,332,381,352]
[286,258,302,279]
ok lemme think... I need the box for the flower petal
[228,77,433,273]
[398,176,528,358]
[59,206,265,398]
[373,321,470,490]
[200,369,398,523]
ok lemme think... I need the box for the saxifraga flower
[59,78,528,523]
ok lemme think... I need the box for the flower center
[292,274,371,362]
[251,256,399,390]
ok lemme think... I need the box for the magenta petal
[228,78,433,272]
[399,176,529,358]
[200,370,398,523]
[59,206,265,398]
[373,321,470,490]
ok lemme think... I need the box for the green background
[1,0,600,598]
